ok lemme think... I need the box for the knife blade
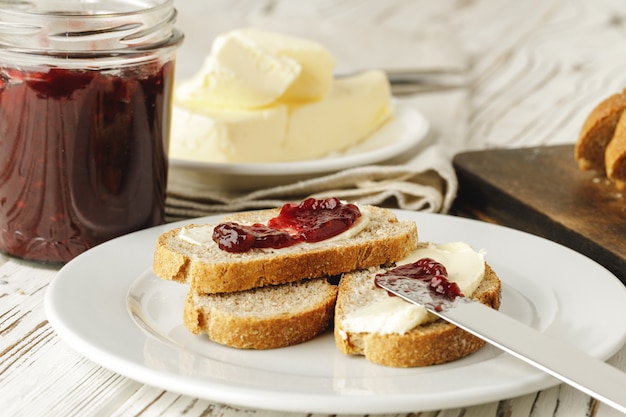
[386,70,467,94]
[375,274,626,414]
[337,70,467,95]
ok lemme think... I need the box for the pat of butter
[169,105,288,163]
[178,205,370,247]
[341,242,486,336]
[281,71,393,161]
[170,70,392,163]
[175,28,334,110]
[222,28,335,103]
[174,56,298,111]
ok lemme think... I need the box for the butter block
[169,105,288,163]
[230,29,335,103]
[175,28,335,110]
[283,70,393,161]
[169,70,392,163]
[174,55,299,111]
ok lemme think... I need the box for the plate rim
[168,104,430,176]
[44,211,626,413]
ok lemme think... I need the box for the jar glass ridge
[0,0,183,263]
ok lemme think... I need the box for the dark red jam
[376,258,464,301]
[0,62,174,263]
[212,197,361,253]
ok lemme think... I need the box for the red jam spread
[376,257,464,301]
[0,63,174,263]
[212,197,362,253]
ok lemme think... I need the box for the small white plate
[167,105,429,191]
[45,211,626,414]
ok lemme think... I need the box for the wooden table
[2,0,626,416]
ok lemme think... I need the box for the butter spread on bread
[334,242,501,367]
[177,205,371,248]
[153,204,417,294]
[339,242,485,336]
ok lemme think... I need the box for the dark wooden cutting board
[452,144,626,285]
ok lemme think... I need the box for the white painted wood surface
[2,0,626,415]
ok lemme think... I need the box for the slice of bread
[334,263,501,367]
[575,89,626,171]
[183,277,338,349]
[605,110,626,190]
[153,205,418,294]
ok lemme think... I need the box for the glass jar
[0,0,183,263]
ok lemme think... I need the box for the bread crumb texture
[184,278,338,349]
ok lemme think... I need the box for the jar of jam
[0,0,183,263]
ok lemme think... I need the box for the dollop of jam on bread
[212,197,361,252]
[375,257,464,301]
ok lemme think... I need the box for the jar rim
[0,0,182,56]
[0,0,174,17]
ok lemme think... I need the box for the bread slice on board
[605,110,626,190]
[153,205,418,294]
[575,89,626,171]
[183,277,338,349]
[334,263,501,367]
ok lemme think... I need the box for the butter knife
[338,70,467,95]
[375,275,626,413]
[386,70,467,94]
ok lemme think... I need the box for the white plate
[45,211,626,414]
[167,105,429,191]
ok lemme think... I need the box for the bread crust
[575,89,626,171]
[183,278,338,349]
[334,263,501,367]
[605,110,626,190]
[153,206,418,294]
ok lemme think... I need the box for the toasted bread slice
[605,110,626,190]
[334,263,501,367]
[153,205,418,294]
[575,89,626,171]
[183,278,338,349]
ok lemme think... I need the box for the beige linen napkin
[165,17,467,221]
